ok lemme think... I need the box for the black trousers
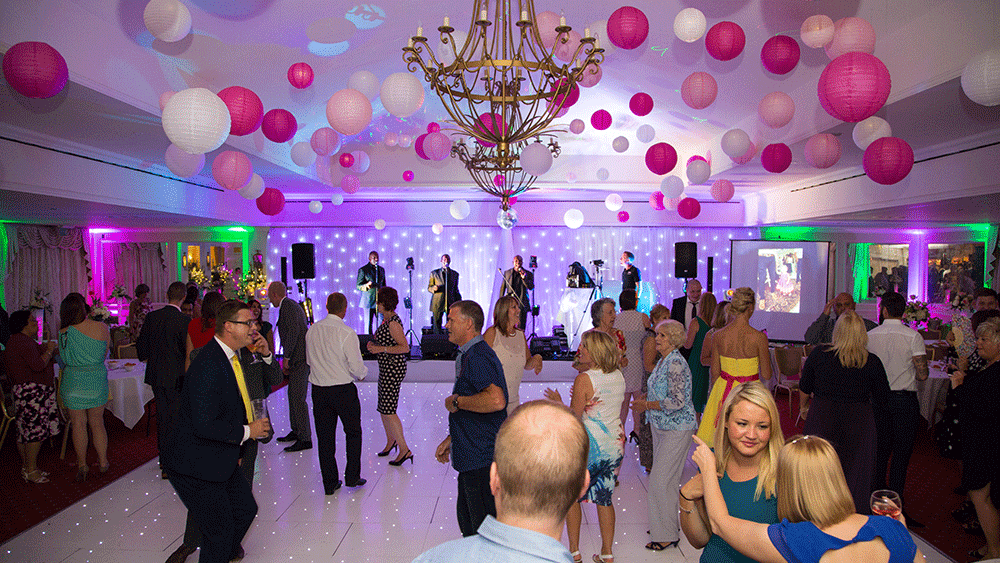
[432,310,445,333]
[874,391,920,499]
[312,382,363,486]
[170,466,257,563]
[182,440,258,547]
[152,384,181,460]
[456,465,496,537]
[367,307,379,334]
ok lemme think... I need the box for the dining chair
[773,346,804,398]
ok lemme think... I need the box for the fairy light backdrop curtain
[267,225,760,339]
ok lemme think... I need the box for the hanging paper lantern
[687,159,711,184]
[493,174,506,188]
[801,15,835,49]
[497,207,518,230]
[961,48,1000,107]
[825,17,876,60]
[398,134,413,148]
[761,143,793,173]
[261,109,297,143]
[612,136,630,153]
[554,30,582,63]
[508,196,518,205]
[664,197,682,211]
[678,197,701,220]
[578,63,602,88]
[450,199,471,220]
[563,209,585,229]
[607,6,649,50]
[536,11,562,49]
[674,8,707,43]
[308,200,323,214]
[158,91,175,111]
[310,127,340,156]
[380,72,425,118]
[217,86,264,136]
[473,113,506,146]
[705,22,745,62]
[432,223,444,235]
[347,70,379,100]
[162,88,231,155]
[427,122,441,133]
[291,142,316,167]
[758,91,795,128]
[402,170,414,182]
[350,150,371,173]
[422,132,451,161]
[761,35,800,75]
[331,194,344,205]
[636,124,655,143]
[817,52,891,122]
[863,137,914,185]
[341,174,361,194]
[721,128,751,159]
[733,142,757,165]
[617,210,630,223]
[436,29,469,66]
[212,151,253,190]
[591,110,612,130]
[520,142,553,176]
[648,191,665,210]
[383,131,398,147]
[143,0,192,43]
[287,62,314,89]
[570,119,586,134]
[596,168,610,181]
[660,175,684,198]
[687,155,707,166]
[803,133,842,169]
[339,152,355,168]
[711,179,735,202]
[239,174,265,200]
[414,133,430,159]
[165,144,205,178]
[645,142,678,175]
[551,78,580,109]
[256,187,285,215]
[629,93,654,116]
[326,88,373,135]
[605,194,624,211]
[853,116,892,150]
[374,219,387,230]
[681,72,718,110]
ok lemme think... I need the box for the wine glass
[870,490,901,518]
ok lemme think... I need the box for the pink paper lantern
[617,210,630,223]
[863,137,914,185]
[678,197,702,220]
[509,196,518,206]
[493,174,505,188]
[402,170,414,182]
[761,35,801,75]
[310,127,340,156]
[261,109,297,143]
[825,17,876,60]
[217,86,264,136]
[591,109,612,130]
[341,174,361,194]
[474,113,505,146]
[705,21,745,62]
[339,152,355,168]
[2,41,68,99]
[711,179,735,202]
[607,6,649,50]
[681,72,718,110]
[414,133,430,160]
[803,133,842,169]
[761,143,793,173]
[645,143,678,175]
[211,150,253,190]
[287,62,314,89]
[256,187,285,216]
[159,91,175,111]
[732,142,756,165]
[629,92,654,116]
[536,11,561,49]
[554,30,582,63]
[570,119,586,134]
[427,122,441,133]
[423,131,451,161]
[817,52,891,122]
[758,91,795,128]
[579,63,602,88]
[687,155,707,166]
[552,78,580,108]
[649,191,665,210]
[326,88,373,136]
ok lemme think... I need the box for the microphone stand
[528,264,538,341]
[404,267,418,347]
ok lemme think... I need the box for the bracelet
[679,491,694,502]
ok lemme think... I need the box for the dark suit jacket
[163,338,246,482]
[428,267,461,313]
[356,263,386,309]
[277,297,309,372]
[136,304,189,391]
[502,267,534,308]
[670,296,691,325]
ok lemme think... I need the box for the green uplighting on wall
[851,243,871,303]
[0,224,8,307]
[760,226,819,240]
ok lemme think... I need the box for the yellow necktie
[231,354,254,423]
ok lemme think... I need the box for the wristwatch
[452,396,460,410]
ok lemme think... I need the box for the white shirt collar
[214,335,238,361]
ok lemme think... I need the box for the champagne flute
[870,490,902,518]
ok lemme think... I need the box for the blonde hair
[713,381,784,501]
[828,310,868,369]
[581,330,620,374]
[729,287,755,316]
[658,319,686,348]
[776,435,855,528]
[699,292,717,324]
[649,304,670,325]
[712,301,730,329]
[492,295,521,337]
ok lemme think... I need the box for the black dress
[375,314,408,415]
[801,347,890,514]
[957,359,1000,492]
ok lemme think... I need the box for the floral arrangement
[23,289,53,313]
[903,295,930,328]
[109,283,132,302]
[237,269,268,301]
[189,264,207,287]
[88,300,113,324]
[211,264,232,290]
[950,292,974,311]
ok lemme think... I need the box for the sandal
[592,555,614,563]
[646,541,678,551]
[570,551,582,563]
[23,469,50,484]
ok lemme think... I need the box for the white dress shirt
[214,336,251,444]
[305,313,368,386]
[866,319,926,392]
[685,299,697,330]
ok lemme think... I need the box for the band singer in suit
[502,255,534,329]
[356,251,386,334]
[428,254,461,333]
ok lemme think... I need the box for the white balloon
[239,174,265,199]
[721,128,751,159]
[687,160,711,184]
[449,199,471,220]
[330,193,344,205]
[347,70,380,101]
[520,142,553,176]
[605,194,624,211]
[398,134,413,148]
[384,131,398,147]
[660,175,684,198]
[852,116,892,150]
[374,219,387,230]
[674,8,707,43]
[566,172,577,183]
[431,223,444,235]
[436,30,468,67]
[589,20,615,57]
[291,142,316,167]
[612,136,629,153]
[564,209,585,229]
[308,200,323,214]
[636,124,655,143]
[350,150,371,173]
[596,168,610,181]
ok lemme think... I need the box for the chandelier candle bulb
[444,16,449,27]
[585,28,591,38]
[481,10,487,21]
[416,26,423,37]
[560,13,566,26]
[521,11,527,22]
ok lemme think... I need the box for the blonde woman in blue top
[630,319,696,551]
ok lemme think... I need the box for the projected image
[757,248,802,313]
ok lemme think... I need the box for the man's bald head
[267,281,287,307]
[833,292,856,317]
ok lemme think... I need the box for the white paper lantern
[605,194,624,211]
[564,209,585,229]
[566,172,577,183]
[520,142,553,176]
[330,193,344,205]
[687,159,711,184]
[162,88,231,155]
[164,143,204,178]
[436,30,468,67]
[852,116,892,150]
[384,131,398,147]
[596,168,610,181]
[450,199,471,220]
[570,119,586,134]
[800,15,835,49]
[431,223,444,235]
[590,19,616,57]
[721,128,751,159]
[758,92,795,128]
[674,8,707,43]
[308,200,323,214]
[350,150,371,173]
[380,72,425,118]
[660,175,684,198]
[143,0,192,43]
[612,136,630,153]
[374,219,387,230]
[347,70,380,101]
[962,48,1000,107]
[398,134,412,148]
[636,124,655,143]
[239,174,265,200]
[291,142,316,167]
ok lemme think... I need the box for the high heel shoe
[628,431,639,444]
[377,442,398,457]
[23,469,50,484]
[388,450,414,466]
[99,464,111,474]
[74,466,89,482]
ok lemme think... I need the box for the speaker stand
[404,268,419,348]
[527,265,538,342]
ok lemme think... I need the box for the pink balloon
[817,52,891,122]
[607,6,649,50]
[423,131,451,161]
[339,152,354,168]
[287,62,314,89]
[341,174,361,194]
[218,86,264,136]
[705,21,745,61]
[678,197,701,220]
[591,110,612,130]
[261,109,297,143]
[256,187,285,216]
[645,142,678,175]
[1,41,68,99]
[648,191,665,210]
[761,143,792,173]
[310,127,340,156]
[761,35,801,75]
[402,170,414,182]
[681,72,718,110]
[711,179,735,202]
[629,93,654,116]
[211,150,253,190]
[803,133,841,168]
[617,210,630,223]
[414,133,430,160]
[863,137,913,185]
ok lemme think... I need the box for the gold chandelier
[403,0,604,206]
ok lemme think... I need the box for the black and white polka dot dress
[375,314,408,415]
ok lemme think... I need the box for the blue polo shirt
[449,336,508,473]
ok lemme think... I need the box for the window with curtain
[106,242,168,303]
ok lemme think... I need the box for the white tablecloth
[59,360,154,429]
[918,362,951,427]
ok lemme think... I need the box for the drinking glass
[870,490,902,518]
[247,324,262,364]
[251,398,268,422]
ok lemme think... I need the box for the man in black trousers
[268,281,312,452]
[502,255,534,330]
[428,254,461,333]
[356,250,385,334]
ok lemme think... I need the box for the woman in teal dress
[58,292,110,481]
[685,292,716,414]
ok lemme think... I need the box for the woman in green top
[680,381,784,563]
[684,292,716,414]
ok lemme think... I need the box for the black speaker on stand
[707,256,714,292]
[675,242,697,279]
[291,243,316,279]
[280,257,288,286]
[420,334,458,360]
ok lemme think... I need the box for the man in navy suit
[162,300,271,563]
